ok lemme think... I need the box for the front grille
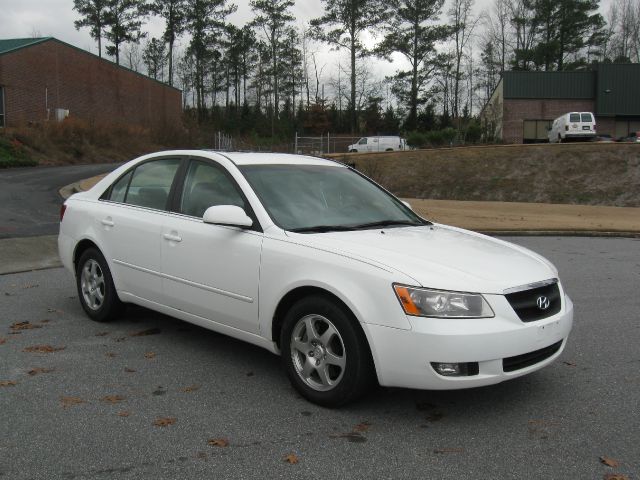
[505,282,561,322]
[503,341,563,372]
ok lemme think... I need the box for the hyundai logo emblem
[536,296,550,310]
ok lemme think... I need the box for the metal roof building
[480,64,640,143]
[0,37,182,130]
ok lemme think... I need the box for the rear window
[569,113,580,122]
[581,113,593,122]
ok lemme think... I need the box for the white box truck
[548,112,596,143]
[348,136,407,152]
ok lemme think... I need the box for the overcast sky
[3,0,612,105]
[4,0,328,58]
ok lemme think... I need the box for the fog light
[431,362,479,377]
[432,363,461,376]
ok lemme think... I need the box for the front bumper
[364,293,574,390]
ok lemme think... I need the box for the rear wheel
[76,248,124,322]
[350,149,358,153]
[280,295,374,407]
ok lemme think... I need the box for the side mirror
[402,200,412,210]
[203,205,253,228]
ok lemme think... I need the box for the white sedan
[59,151,573,406]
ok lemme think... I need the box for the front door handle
[101,218,115,227]
[163,233,182,243]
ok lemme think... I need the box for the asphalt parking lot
[1,236,638,479]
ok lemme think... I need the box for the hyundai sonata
[59,151,573,406]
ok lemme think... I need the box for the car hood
[286,224,557,294]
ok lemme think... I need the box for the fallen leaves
[0,380,18,387]
[105,352,117,358]
[95,332,109,337]
[10,321,42,331]
[600,456,620,468]
[27,368,54,376]
[353,422,371,433]
[0,337,6,345]
[130,328,161,337]
[330,421,372,443]
[23,345,65,353]
[283,453,299,464]
[207,438,229,447]
[329,432,367,443]
[46,308,62,313]
[101,395,125,404]
[61,396,87,408]
[434,448,464,454]
[562,361,577,367]
[603,475,629,480]
[117,411,130,417]
[153,417,176,427]
[124,367,136,373]
[144,352,156,359]
[182,385,200,393]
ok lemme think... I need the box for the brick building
[0,37,181,130]
[480,65,640,143]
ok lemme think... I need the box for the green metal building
[481,64,640,143]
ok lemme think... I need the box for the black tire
[76,247,124,322]
[385,148,393,152]
[350,149,358,153]
[280,295,375,407]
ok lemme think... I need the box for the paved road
[1,237,638,479]
[0,163,119,239]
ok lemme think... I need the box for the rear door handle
[101,218,115,227]
[163,233,182,243]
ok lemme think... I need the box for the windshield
[240,164,428,232]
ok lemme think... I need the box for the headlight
[393,284,494,318]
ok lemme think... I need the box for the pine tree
[377,0,450,131]
[148,0,188,86]
[311,0,387,134]
[250,0,295,133]
[104,0,147,65]
[143,37,167,80]
[73,0,108,57]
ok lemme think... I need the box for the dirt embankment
[329,143,640,207]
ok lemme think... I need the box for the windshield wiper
[350,219,430,229]
[288,225,359,233]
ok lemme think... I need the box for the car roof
[209,151,344,167]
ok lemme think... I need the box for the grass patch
[330,144,640,207]
[0,135,37,168]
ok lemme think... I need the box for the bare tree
[448,0,478,119]
[123,41,143,71]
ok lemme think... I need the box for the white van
[348,136,407,152]
[548,112,596,143]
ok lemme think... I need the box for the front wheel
[280,296,375,407]
[76,248,124,322]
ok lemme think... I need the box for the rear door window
[581,113,593,122]
[569,113,580,122]
[108,171,132,203]
[123,159,181,210]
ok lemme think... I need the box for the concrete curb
[478,230,640,238]
[58,182,81,200]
